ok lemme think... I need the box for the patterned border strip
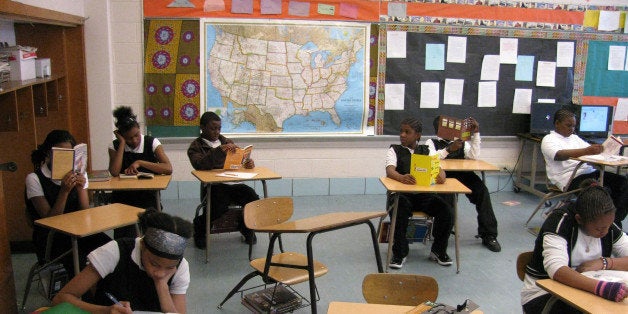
[379,0,626,13]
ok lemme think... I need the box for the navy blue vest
[112,135,158,173]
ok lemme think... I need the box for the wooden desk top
[35,203,145,237]
[575,155,628,167]
[440,159,500,172]
[537,279,628,313]
[253,211,386,233]
[379,177,471,194]
[192,166,281,183]
[88,174,171,191]
[327,301,483,314]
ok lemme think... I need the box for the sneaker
[388,256,406,269]
[482,236,501,252]
[429,251,453,266]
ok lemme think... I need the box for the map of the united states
[205,22,367,134]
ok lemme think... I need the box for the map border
[200,18,370,136]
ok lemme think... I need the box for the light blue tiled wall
[162,173,513,199]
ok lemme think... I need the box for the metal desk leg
[71,237,80,276]
[155,191,161,212]
[204,184,212,263]
[366,220,384,273]
[454,193,460,274]
[261,180,268,198]
[306,233,318,314]
[385,194,400,273]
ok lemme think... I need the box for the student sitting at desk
[521,180,628,313]
[53,210,192,314]
[385,117,454,269]
[541,108,628,227]
[187,111,259,248]
[26,130,111,276]
[426,116,501,252]
[108,106,173,238]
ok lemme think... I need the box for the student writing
[521,180,628,313]
[53,210,193,314]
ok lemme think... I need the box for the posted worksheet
[499,38,518,64]
[387,31,407,58]
[385,84,405,110]
[556,42,574,68]
[447,36,467,63]
[443,78,464,105]
[513,89,532,114]
[536,61,556,87]
[480,55,500,81]
[420,82,440,108]
[477,81,496,108]
[608,45,626,71]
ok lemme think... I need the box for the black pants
[390,193,453,258]
[446,171,498,238]
[523,293,582,314]
[568,171,628,227]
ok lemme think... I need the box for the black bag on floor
[193,201,206,249]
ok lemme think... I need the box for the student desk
[88,174,172,211]
[536,279,628,313]
[191,167,281,262]
[254,211,386,314]
[573,155,628,185]
[514,133,547,198]
[327,301,484,314]
[440,159,500,183]
[379,177,471,273]
[34,203,145,276]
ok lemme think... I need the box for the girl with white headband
[53,210,193,314]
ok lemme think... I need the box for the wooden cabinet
[0,1,88,245]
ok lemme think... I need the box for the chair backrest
[516,251,533,281]
[244,197,294,230]
[362,273,438,306]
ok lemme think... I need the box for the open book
[51,143,87,180]
[223,145,253,170]
[581,135,625,162]
[119,172,155,179]
[436,116,472,141]
[88,170,112,182]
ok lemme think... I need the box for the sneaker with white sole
[429,251,453,266]
[388,256,406,269]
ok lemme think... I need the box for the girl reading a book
[26,130,111,276]
[108,106,172,238]
[187,111,259,248]
[521,180,628,313]
[53,210,192,314]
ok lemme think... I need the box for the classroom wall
[18,0,616,197]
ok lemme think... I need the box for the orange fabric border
[400,3,584,25]
[144,0,381,21]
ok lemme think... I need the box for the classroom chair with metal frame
[217,197,329,311]
[362,273,438,306]
[516,251,533,282]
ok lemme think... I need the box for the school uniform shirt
[26,163,89,198]
[89,238,190,295]
[108,134,161,168]
[385,141,425,168]
[541,130,596,191]
[425,133,481,160]
[520,208,628,306]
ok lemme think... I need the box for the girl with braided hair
[521,179,628,313]
[53,210,193,314]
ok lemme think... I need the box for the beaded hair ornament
[143,227,187,260]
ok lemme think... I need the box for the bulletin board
[584,41,628,98]
[380,25,577,136]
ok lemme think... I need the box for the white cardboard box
[35,58,51,77]
[9,58,36,81]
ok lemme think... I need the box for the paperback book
[119,172,155,179]
[51,143,87,180]
[224,145,253,170]
[437,116,472,141]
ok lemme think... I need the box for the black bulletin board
[382,27,575,136]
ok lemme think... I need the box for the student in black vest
[53,210,193,314]
[25,130,111,276]
[108,106,172,238]
[385,117,454,269]
[521,180,628,313]
[426,116,501,252]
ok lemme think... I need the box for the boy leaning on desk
[425,116,501,253]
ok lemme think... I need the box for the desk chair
[524,170,586,235]
[362,273,438,306]
[218,197,329,310]
[21,211,71,310]
[516,251,533,281]
[378,192,434,245]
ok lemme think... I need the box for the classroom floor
[12,188,626,313]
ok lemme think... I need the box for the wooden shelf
[0,74,64,95]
